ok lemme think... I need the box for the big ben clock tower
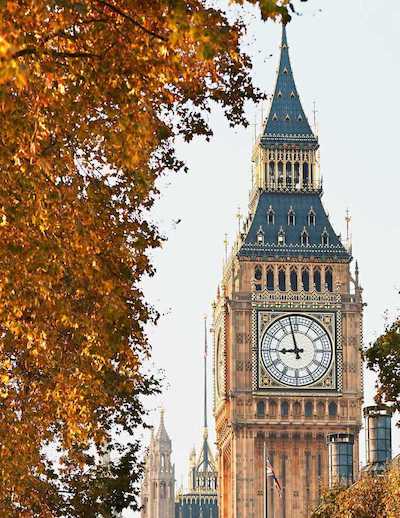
[213,26,363,518]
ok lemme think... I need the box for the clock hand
[288,316,302,359]
[280,347,304,355]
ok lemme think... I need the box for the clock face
[261,314,333,387]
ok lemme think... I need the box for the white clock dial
[261,314,333,387]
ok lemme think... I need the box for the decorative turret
[252,24,321,195]
[140,411,175,518]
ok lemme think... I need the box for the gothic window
[310,164,314,184]
[269,161,275,183]
[269,400,277,417]
[302,268,310,292]
[285,114,290,121]
[301,228,309,246]
[308,208,316,226]
[290,91,295,98]
[272,113,278,121]
[290,268,298,291]
[267,206,275,224]
[313,267,321,292]
[321,228,329,246]
[281,401,289,417]
[256,400,265,418]
[317,401,325,417]
[288,207,296,225]
[294,162,300,187]
[278,161,284,185]
[293,401,301,417]
[278,268,286,291]
[303,162,309,186]
[254,265,262,281]
[325,267,333,292]
[305,401,313,417]
[277,228,285,246]
[257,228,264,245]
[286,162,293,188]
[266,267,274,291]
[328,401,337,417]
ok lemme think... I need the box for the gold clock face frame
[253,308,341,393]
[261,314,333,387]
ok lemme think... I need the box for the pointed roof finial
[156,407,171,444]
[261,24,317,148]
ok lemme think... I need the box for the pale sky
[130,1,400,515]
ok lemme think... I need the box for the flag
[266,456,282,497]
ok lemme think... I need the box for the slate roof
[261,25,318,148]
[239,192,351,261]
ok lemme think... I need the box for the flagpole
[264,440,268,518]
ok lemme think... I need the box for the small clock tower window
[278,268,286,291]
[308,208,316,226]
[302,268,310,292]
[313,268,322,292]
[290,268,298,291]
[281,401,289,417]
[257,228,264,245]
[277,228,285,246]
[267,206,275,224]
[288,207,296,225]
[328,401,337,417]
[266,267,274,291]
[325,267,333,292]
[254,265,262,281]
[305,401,313,417]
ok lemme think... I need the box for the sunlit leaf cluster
[0,0,298,515]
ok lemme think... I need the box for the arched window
[286,162,293,188]
[303,162,309,186]
[278,268,286,291]
[305,401,313,417]
[308,208,316,226]
[313,268,321,292]
[290,268,298,291]
[317,401,325,417]
[321,228,329,246]
[269,161,275,184]
[293,401,301,417]
[277,228,285,246]
[288,207,295,225]
[278,161,284,185]
[294,162,300,187]
[301,229,309,246]
[267,206,275,224]
[302,268,310,291]
[256,400,265,418]
[326,267,333,292]
[254,265,262,281]
[281,401,289,417]
[269,400,277,417]
[328,401,337,417]
[266,267,274,291]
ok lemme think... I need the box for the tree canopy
[311,466,400,518]
[366,317,400,425]
[0,0,298,515]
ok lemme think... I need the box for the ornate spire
[204,315,208,433]
[156,408,171,445]
[261,24,317,148]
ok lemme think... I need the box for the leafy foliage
[311,468,400,518]
[0,0,300,515]
[365,318,400,424]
